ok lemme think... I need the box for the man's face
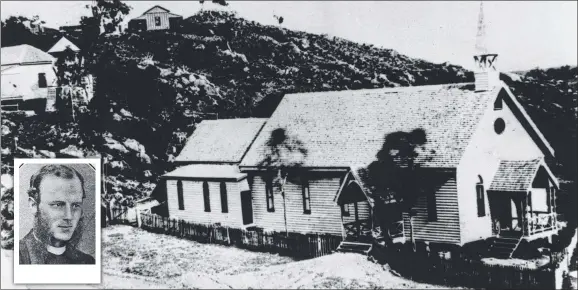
[30,175,84,243]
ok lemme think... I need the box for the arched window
[476,175,486,217]
[177,180,184,210]
[203,181,211,212]
[265,176,274,212]
[302,177,311,214]
[220,182,228,213]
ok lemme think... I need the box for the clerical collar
[46,244,66,255]
[33,231,66,255]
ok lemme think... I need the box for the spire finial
[473,1,499,91]
[475,1,487,55]
[473,1,498,72]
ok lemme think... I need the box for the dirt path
[217,252,462,289]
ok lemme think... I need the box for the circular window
[494,118,506,134]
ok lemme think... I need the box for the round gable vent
[494,118,505,134]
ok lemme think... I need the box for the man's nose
[63,205,73,220]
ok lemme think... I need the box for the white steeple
[473,1,500,92]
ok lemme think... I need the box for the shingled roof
[1,44,55,66]
[240,83,498,169]
[489,158,543,192]
[175,118,267,163]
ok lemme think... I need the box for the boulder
[120,109,133,118]
[104,136,129,153]
[123,139,142,152]
[0,175,13,191]
[60,145,84,158]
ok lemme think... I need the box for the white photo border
[13,158,102,285]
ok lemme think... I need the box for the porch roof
[162,164,246,181]
[489,158,558,192]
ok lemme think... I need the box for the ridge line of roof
[200,117,268,123]
[283,82,475,97]
[238,119,269,164]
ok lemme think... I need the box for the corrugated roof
[489,158,542,192]
[162,164,246,180]
[240,83,497,169]
[175,118,267,163]
[1,44,55,66]
[47,37,80,53]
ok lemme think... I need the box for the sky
[1,1,577,72]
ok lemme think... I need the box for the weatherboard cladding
[251,174,347,235]
[175,118,267,163]
[167,179,244,228]
[402,176,460,244]
[240,83,496,169]
[489,158,542,192]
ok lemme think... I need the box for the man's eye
[51,203,64,208]
[73,204,81,209]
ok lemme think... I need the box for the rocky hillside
[1,10,576,249]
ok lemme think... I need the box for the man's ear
[28,196,38,215]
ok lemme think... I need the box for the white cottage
[128,5,183,32]
[1,44,57,111]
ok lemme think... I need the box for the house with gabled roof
[47,36,80,57]
[237,5,560,258]
[1,44,57,111]
[161,118,267,228]
[128,5,183,32]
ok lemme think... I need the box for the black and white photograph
[0,1,576,289]
[12,159,101,285]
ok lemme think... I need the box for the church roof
[175,118,267,163]
[241,83,496,169]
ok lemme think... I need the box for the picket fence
[109,206,135,226]
[139,212,343,259]
[379,245,557,289]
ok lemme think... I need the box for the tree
[81,0,131,36]
[212,0,229,7]
[259,128,308,236]
[274,15,284,25]
[79,0,131,68]
[365,128,436,250]
[0,15,46,48]
[53,46,89,120]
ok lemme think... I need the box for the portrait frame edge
[13,158,102,285]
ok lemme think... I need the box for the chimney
[473,2,500,92]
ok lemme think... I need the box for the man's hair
[28,164,86,203]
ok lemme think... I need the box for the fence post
[136,208,141,228]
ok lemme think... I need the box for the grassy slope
[101,225,460,289]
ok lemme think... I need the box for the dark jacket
[19,230,95,265]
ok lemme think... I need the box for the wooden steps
[335,241,372,255]
[488,236,522,259]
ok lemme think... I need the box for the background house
[47,36,80,58]
[162,118,267,228]
[1,44,57,111]
[128,5,183,32]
